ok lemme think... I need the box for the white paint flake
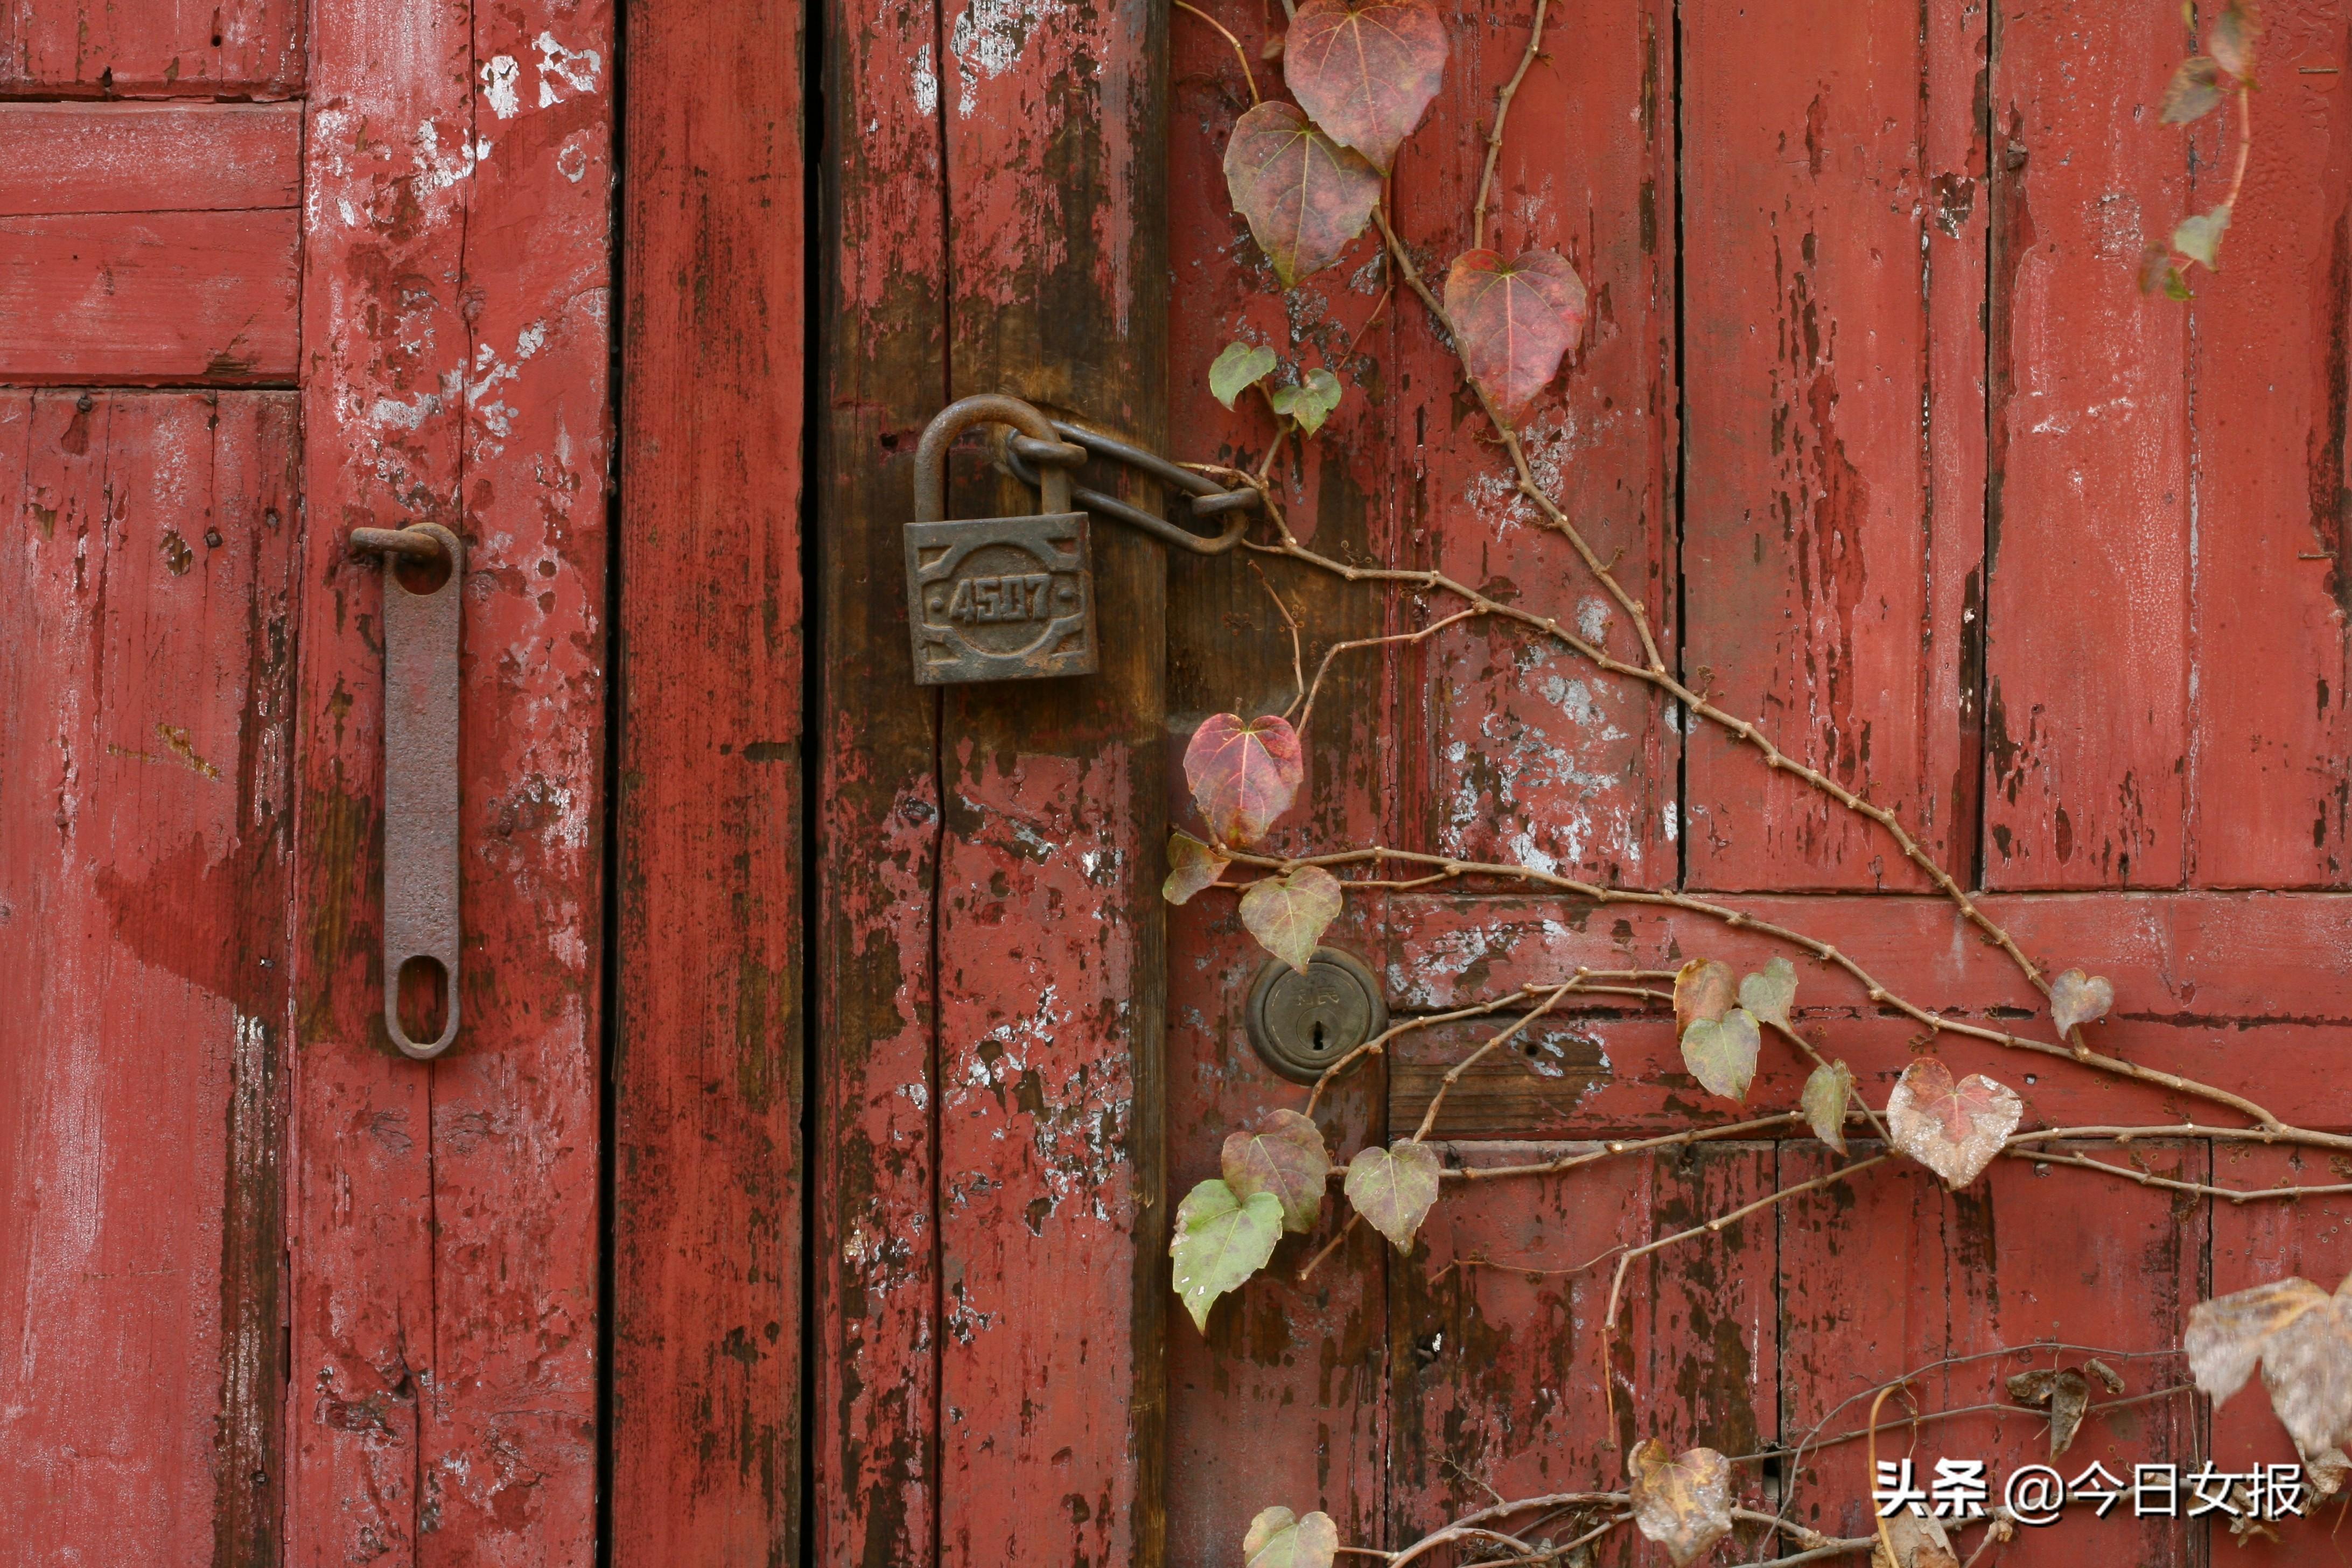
[535,31,604,107]
[912,42,939,117]
[481,55,522,119]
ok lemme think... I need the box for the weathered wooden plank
[289,0,472,1554]
[0,211,298,383]
[611,0,804,1558]
[1391,1144,1777,1563]
[1779,1143,2207,1567]
[0,0,300,97]
[416,0,613,1557]
[0,102,300,214]
[1161,2,1398,1557]
[0,389,296,1568]
[1983,0,2192,888]
[1681,0,1984,891]
[2186,8,2352,887]
[933,0,1168,1561]
[1398,0,1677,888]
[811,0,948,1560]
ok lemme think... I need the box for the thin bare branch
[1472,0,1551,251]
[1174,0,1259,103]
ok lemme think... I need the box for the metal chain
[1000,418,1259,555]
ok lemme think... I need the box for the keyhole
[1311,1019,1328,1054]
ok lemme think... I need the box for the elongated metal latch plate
[351,523,464,1059]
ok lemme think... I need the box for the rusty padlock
[906,394,1095,684]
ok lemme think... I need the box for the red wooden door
[1,0,612,1558]
[815,2,2352,1566]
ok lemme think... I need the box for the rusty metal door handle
[351,523,464,1059]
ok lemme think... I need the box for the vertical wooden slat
[933,0,1168,1562]
[0,391,296,1568]
[1681,0,1985,891]
[293,0,610,1555]
[813,0,948,1558]
[1401,0,1678,890]
[612,0,807,1558]
[2186,6,2352,887]
[1983,0,2192,889]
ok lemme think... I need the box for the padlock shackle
[914,394,1075,522]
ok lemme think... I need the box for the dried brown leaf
[1886,1058,2023,1190]
[1628,1440,1731,1566]
[2187,1276,2332,1403]
[1673,958,1737,1036]
[2210,0,2261,79]
[1871,1511,1960,1568]
[2007,1367,2091,1457]
[2086,1356,2126,1394]
[2048,968,2115,1036]
[1282,0,1448,171]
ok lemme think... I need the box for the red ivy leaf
[1887,1058,2023,1190]
[1282,0,1448,172]
[2210,1,2260,79]
[1443,249,1588,422]
[2161,54,2225,124]
[1184,712,1305,847]
[1223,101,1383,287]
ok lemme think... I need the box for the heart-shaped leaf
[1269,368,1343,435]
[1738,956,1798,1030]
[1211,341,1279,409]
[1343,1139,1441,1251]
[1801,1059,1853,1155]
[1282,0,1448,172]
[1672,958,1737,1037]
[2048,968,2116,1037]
[1627,1440,1732,1567]
[2173,206,2231,270]
[1223,101,1383,287]
[1171,1178,1285,1332]
[1240,865,1344,974]
[1878,1511,1962,1568]
[2007,1367,2092,1457]
[2188,1273,2352,1471]
[1185,712,1306,848]
[1243,1506,1340,1568]
[1681,1007,1760,1102]
[1886,1059,2024,1190]
[1164,831,1232,905]
[1444,249,1588,422]
[2161,54,2225,123]
[1223,1109,1331,1234]
[2210,0,2260,79]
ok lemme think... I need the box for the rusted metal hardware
[1000,418,1259,555]
[908,394,1096,684]
[349,523,465,1059]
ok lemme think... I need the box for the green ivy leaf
[1243,1506,1340,1568]
[1239,865,1344,974]
[2174,206,2232,270]
[1163,831,1231,906]
[1211,341,1279,409]
[1343,1139,1442,1250]
[1171,1178,1284,1332]
[1222,1108,1331,1234]
[1269,368,1344,435]
[1801,1060,1853,1156]
[2163,268,2194,302]
[1737,956,1798,1031]
[1679,1007,1761,1102]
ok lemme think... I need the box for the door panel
[0,0,302,99]
[0,389,296,1563]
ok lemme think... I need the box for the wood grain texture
[290,0,610,1557]
[1401,0,1678,889]
[0,102,300,213]
[2186,7,2352,887]
[0,389,296,1567]
[611,0,805,1559]
[0,0,300,97]
[812,0,947,1560]
[933,1,1169,1563]
[0,211,298,383]
[1982,0,2192,888]
[1681,0,1984,892]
